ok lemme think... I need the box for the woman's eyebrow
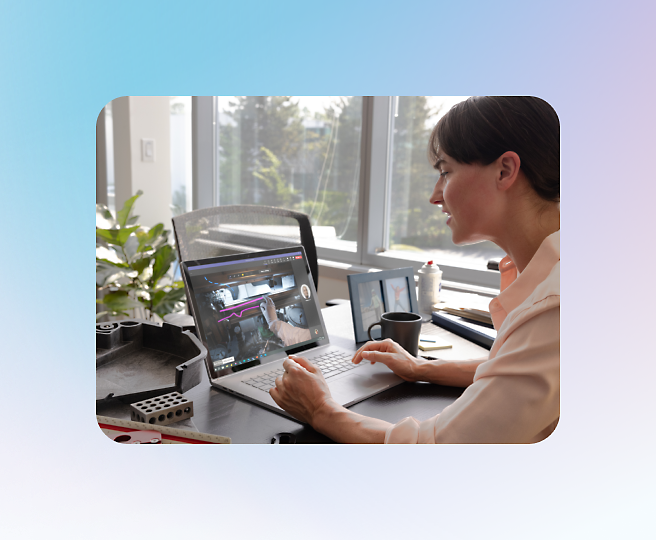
[433,157,445,170]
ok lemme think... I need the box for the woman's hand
[352,339,427,382]
[269,355,336,425]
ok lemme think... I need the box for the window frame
[193,96,502,291]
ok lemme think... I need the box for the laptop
[182,246,403,419]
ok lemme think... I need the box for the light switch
[141,138,155,162]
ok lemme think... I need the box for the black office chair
[172,205,320,320]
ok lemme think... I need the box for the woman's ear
[496,151,521,191]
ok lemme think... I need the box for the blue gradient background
[1,0,654,538]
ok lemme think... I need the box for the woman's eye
[439,171,448,179]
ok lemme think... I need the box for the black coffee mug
[367,312,422,357]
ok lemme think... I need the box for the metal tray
[96,319,206,403]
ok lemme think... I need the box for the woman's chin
[451,232,487,246]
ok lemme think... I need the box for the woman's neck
[496,202,560,273]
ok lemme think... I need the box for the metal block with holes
[130,391,194,426]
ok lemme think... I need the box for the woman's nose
[429,180,442,205]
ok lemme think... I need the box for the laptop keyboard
[242,350,360,392]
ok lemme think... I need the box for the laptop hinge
[286,340,322,356]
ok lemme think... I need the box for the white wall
[112,96,172,228]
[317,274,350,307]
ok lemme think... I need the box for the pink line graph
[217,305,262,324]
[219,296,265,313]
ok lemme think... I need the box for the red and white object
[114,430,162,444]
[98,416,231,444]
[418,261,442,314]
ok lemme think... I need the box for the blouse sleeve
[384,298,560,444]
[269,320,312,347]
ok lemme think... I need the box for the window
[99,96,502,290]
[170,96,192,217]
[214,97,363,253]
[196,96,505,290]
[104,101,115,213]
[386,96,505,270]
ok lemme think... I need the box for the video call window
[192,261,313,372]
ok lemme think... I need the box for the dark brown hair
[428,96,560,202]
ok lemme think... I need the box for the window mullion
[362,96,392,267]
[191,96,215,210]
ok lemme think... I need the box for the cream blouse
[385,231,560,444]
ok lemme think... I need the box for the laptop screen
[183,247,327,378]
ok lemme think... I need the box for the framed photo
[347,267,419,343]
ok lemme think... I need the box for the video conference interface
[187,253,324,375]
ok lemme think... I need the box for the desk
[97,303,489,443]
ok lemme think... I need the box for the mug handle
[367,321,382,341]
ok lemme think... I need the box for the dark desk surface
[98,303,489,444]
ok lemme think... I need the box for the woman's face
[429,152,501,245]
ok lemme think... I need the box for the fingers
[352,341,377,364]
[352,339,397,364]
[360,349,398,366]
[269,385,282,405]
[287,355,317,373]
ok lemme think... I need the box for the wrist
[311,397,342,432]
[413,357,434,382]
[418,358,485,387]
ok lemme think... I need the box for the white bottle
[417,260,442,314]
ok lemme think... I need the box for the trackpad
[330,372,400,405]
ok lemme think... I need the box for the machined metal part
[129,391,194,426]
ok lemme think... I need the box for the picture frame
[347,267,419,343]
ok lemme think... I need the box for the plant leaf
[96,260,133,287]
[136,223,164,253]
[150,244,176,286]
[116,190,143,228]
[100,290,143,314]
[140,265,153,283]
[151,287,187,317]
[150,227,170,251]
[130,256,151,276]
[96,257,129,269]
[96,225,140,247]
[117,225,140,246]
[96,245,125,264]
[96,204,116,229]
[123,232,141,261]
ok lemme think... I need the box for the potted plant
[96,190,186,321]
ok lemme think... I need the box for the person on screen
[269,96,560,444]
[300,284,311,300]
[260,296,311,347]
[363,287,383,320]
[389,283,407,312]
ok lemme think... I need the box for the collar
[489,231,560,330]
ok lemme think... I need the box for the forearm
[416,356,488,387]
[312,399,391,444]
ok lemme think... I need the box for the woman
[270,96,560,443]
